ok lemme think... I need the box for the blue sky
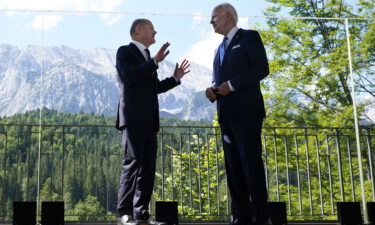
[0,0,274,69]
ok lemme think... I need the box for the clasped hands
[154,42,190,80]
[206,82,231,102]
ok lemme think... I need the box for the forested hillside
[0,109,222,221]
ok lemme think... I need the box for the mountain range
[0,44,216,121]
[1,44,373,124]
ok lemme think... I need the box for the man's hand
[154,42,170,63]
[217,81,231,96]
[173,59,190,80]
[206,87,217,102]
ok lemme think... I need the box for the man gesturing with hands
[116,18,190,225]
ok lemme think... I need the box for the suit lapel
[213,50,221,85]
[221,29,242,67]
[129,42,158,83]
[129,42,147,63]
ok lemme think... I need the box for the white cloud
[191,12,210,37]
[0,0,125,28]
[32,15,63,30]
[184,16,250,70]
[238,16,249,28]
[184,30,222,70]
[191,12,206,28]
[0,0,123,11]
[100,13,123,25]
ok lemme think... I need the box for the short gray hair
[130,18,150,37]
[215,3,238,23]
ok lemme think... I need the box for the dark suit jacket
[213,29,269,122]
[116,43,180,131]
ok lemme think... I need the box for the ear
[226,11,235,24]
[225,11,231,20]
[135,25,143,35]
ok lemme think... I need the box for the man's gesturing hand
[173,59,190,80]
[154,42,170,63]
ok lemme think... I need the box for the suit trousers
[117,126,157,219]
[220,117,268,222]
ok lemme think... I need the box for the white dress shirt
[224,26,239,49]
[132,40,149,60]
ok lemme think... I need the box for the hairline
[130,18,151,37]
[214,3,238,23]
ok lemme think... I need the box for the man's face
[210,8,229,35]
[139,21,156,47]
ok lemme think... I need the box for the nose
[210,18,214,24]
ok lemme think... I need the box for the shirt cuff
[173,76,179,82]
[228,80,235,91]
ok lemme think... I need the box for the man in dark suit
[205,3,271,225]
[116,18,190,225]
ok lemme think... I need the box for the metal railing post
[345,18,367,222]
[366,128,375,201]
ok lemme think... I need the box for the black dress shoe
[229,218,252,225]
[135,211,167,225]
[118,215,138,225]
[255,218,272,225]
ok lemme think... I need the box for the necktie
[219,36,228,65]
[145,48,151,60]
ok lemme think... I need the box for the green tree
[40,178,60,202]
[72,195,107,221]
[261,0,374,127]
[152,114,228,220]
